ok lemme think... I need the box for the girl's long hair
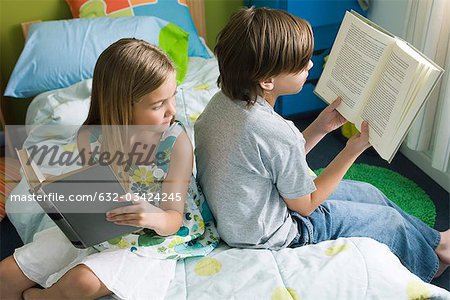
[85,38,174,126]
[82,38,175,188]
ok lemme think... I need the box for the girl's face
[132,72,177,127]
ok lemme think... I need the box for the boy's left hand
[314,97,347,134]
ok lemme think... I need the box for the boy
[194,7,449,282]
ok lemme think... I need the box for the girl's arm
[284,122,370,216]
[302,97,347,154]
[106,131,192,236]
[154,130,192,235]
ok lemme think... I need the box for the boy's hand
[302,97,347,153]
[345,121,371,155]
[314,97,347,134]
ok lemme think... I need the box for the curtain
[404,0,450,172]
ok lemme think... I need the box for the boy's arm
[302,97,347,154]
[284,122,370,216]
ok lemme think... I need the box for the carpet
[315,163,436,227]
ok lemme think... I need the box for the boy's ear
[259,78,275,92]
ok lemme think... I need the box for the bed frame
[11,0,207,129]
[21,0,207,40]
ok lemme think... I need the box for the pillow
[65,0,211,59]
[25,79,92,127]
[0,157,21,221]
[4,16,189,98]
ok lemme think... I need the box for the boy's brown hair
[214,7,314,105]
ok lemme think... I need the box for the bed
[3,1,450,299]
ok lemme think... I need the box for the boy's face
[272,60,313,97]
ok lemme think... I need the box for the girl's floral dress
[91,122,219,259]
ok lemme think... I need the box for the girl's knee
[0,256,20,282]
[0,257,9,275]
[0,256,35,297]
[0,258,10,284]
[58,265,104,297]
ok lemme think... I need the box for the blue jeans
[289,180,440,282]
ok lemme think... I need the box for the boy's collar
[256,95,275,111]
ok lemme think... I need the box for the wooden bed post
[188,0,207,42]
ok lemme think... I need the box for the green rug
[315,163,436,227]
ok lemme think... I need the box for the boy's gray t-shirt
[195,91,316,250]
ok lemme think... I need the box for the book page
[314,11,393,122]
[396,64,425,126]
[383,66,441,161]
[394,40,442,128]
[355,42,420,158]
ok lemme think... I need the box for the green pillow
[159,23,189,84]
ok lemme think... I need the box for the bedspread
[164,239,450,299]
[6,56,450,299]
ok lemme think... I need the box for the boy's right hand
[344,121,371,155]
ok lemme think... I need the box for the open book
[314,11,444,162]
[16,148,139,248]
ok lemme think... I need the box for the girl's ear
[259,78,275,92]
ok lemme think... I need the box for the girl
[0,38,219,300]
[194,7,449,283]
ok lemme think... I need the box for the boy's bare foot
[436,229,450,264]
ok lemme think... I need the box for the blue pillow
[4,16,188,98]
[65,0,211,59]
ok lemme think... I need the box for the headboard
[3,0,209,126]
[187,0,207,41]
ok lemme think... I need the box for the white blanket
[166,239,450,299]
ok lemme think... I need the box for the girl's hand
[106,193,158,228]
[314,97,347,134]
[345,121,371,155]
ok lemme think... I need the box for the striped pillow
[0,157,21,221]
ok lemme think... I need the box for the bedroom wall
[205,0,243,49]
[0,0,73,125]
[367,0,409,37]
[0,0,243,124]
